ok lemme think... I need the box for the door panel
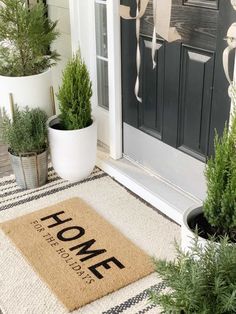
[122,3,139,129]
[209,0,235,155]
[178,46,215,159]
[121,0,235,162]
[139,38,164,138]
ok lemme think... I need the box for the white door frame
[69,0,122,160]
[69,0,236,160]
[68,0,236,223]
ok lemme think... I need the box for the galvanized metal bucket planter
[9,150,48,189]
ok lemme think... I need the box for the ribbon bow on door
[223,22,236,125]
[223,23,236,86]
[120,0,181,102]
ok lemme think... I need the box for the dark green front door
[121,0,236,162]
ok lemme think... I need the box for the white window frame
[69,0,122,159]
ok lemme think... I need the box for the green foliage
[149,236,236,314]
[203,113,236,235]
[57,52,92,130]
[1,106,48,155]
[0,0,60,76]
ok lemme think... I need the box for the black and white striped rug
[0,167,180,314]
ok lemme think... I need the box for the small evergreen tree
[203,113,236,238]
[57,52,92,130]
[2,106,48,155]
[0,0,60,76]
[150,236,236,314]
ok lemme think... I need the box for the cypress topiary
[0,0,60,76]
[203,113,236,239]
[57,51,92,130]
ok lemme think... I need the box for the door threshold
[96,145,202,226]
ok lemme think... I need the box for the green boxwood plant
[57,51,92,130]
[0,0,60,76]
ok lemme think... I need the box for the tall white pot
[47,116,97,182]
[0,69,53,117]
[181,206,208,252]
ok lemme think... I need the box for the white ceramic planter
[0,69,53,117]
[47,116,97,182]
[181,206,208,252]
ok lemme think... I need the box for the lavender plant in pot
[150,235,236,313]
[182,113,236,250]
[1,106,48,189]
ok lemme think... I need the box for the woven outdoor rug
[0,167,180,314]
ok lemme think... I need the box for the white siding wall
[47,0,72,111]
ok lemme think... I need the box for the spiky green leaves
[203,114,236,235]
[57,52,92,130]
[0,0,60,76]
[149,236,236,314]
[1,106,48,155]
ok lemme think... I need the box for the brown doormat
[0,198,154,312]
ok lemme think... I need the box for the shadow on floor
[0,143,12,178]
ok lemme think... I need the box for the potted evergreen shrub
[47,52,97,182]
[182,113,236,250]
[2,106,48,189]
[0,0,60,117]
[149,236,236,313]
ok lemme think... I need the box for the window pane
[97,58,109,109]
[95,3,108,58]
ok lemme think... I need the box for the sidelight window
[95,0,109,110]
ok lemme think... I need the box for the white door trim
[69,0,122,159]
[107,0,122,159]
[68,0,80,54]
[68,0,235,167]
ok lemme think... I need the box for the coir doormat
[0,197,154,312]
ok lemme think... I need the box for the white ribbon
[156,0,181,43]
[135,0,142,102]
[223,46,235,85]
[231,0,236,10]
[223,23,236,86]
[223,45,235,124]
[222,23,236,127]
[223,44,236,128]
[120,0,181,102]
[152,0,157,69]
[120,0,149,20]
